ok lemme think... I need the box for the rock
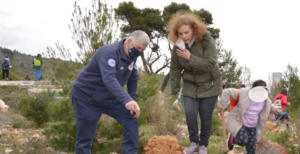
[144,135,183,154]
[17,137,29,144]
[0,99,9,112]
[97,138,106,144]
[45,147,54,151]
[227,150,235,154]
[289,138,297,144]
[32,133,40,139]
[5,148,13,153]
[243,136,289,154]
[265,121,278,132]
[28,88,62,97]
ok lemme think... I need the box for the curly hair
[167,11,207,44]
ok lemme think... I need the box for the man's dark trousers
[72,96,139,154]
[2,70,9,80]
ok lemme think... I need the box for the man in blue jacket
[71,30,150,154]
[1,56,11,80]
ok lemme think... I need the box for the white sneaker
[199,145,207,154]
[183,142,199,154]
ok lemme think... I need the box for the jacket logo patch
[108,59,116,67]
[134,63,137,70]
[128,62,134,71]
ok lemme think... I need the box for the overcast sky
[1,0,299,83]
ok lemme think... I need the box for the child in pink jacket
[273,88,291,130]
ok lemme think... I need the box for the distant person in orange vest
[32,54,43,81]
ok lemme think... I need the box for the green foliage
[49,60,82,96]
[0,86,28,109]
[48,98,74,122]
[97,116,123,140]
[6,71,24,81]
[30,141,40,149]
[217,41,242,87]
[0,48,14,59]
[239,65,252,86]
[162,2,190,25]
[115,2,219,76]
[264,131,293,149]
[193,8,213,26]
[43,122,77,152]
[12,121,21,128]
[46,0,118,66]
[206,135,227,154]
[43,98,76,151]
[18,93,52,127]
[211,109,223,136]
[282,65,300,108]
[136,74,163,125]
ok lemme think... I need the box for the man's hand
[288,103,291,106]
[276,109,282,114]
[125,100,140,118]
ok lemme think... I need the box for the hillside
[0,47,63,80]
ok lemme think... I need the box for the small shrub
[30,141,40,149]
[18,92,52,127]
[47,98,74,122]
[211,109,222,136]
[12,121,21,128]
[43,121,77,152]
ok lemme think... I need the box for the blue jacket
[1,58,10,70]
[71,39,139,106]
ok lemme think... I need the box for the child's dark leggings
[275,110,290,128]
[235,126,256,154]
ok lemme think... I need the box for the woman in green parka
[168,11,222,154]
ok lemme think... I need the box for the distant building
[272,72,282,84]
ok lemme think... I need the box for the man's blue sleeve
[97,50,133,106]
[127,62,139,101]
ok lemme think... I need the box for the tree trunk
[160,72,169,92]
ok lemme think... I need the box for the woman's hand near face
[176,48,191,60]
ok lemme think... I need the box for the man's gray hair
[128,30,150,46]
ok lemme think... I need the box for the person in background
[71,30,149,154]
[218,83,227,101]
[1,56,11,80]
[228,84,246,111]
[239,84,246,88]
[25,75,30,81]
[168,11,222,154]
[273,88,291,130]
[218,80,281,154]
[32,54,43,81]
